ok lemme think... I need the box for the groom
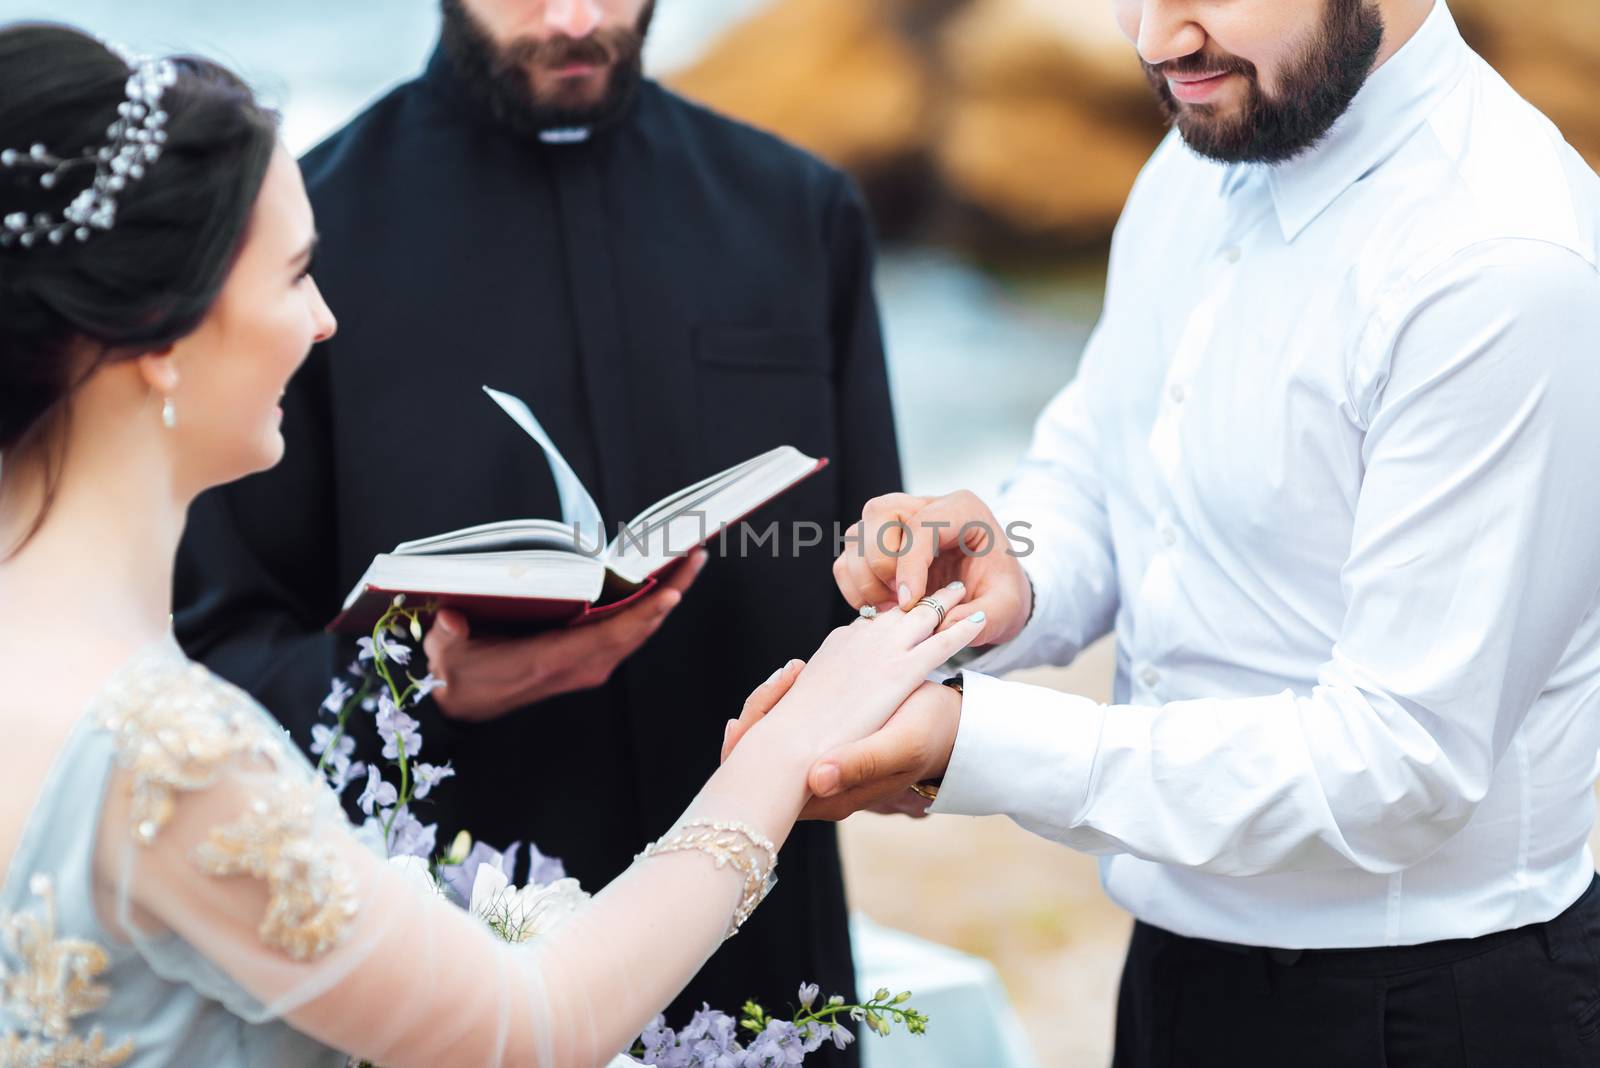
[789,0,1600,1064]
[175,0,899,1047]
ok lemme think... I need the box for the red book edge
[326,456,829,636]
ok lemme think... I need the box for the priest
[174,0,900,1053]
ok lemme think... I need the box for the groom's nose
[543,0,605,38]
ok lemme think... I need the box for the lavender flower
[440,840,522,906]
[321,677,354,716]
[383,633,413,666]
[412,673,444,700]
[309,723,354,760]
[526,841,567,886]
[357,766,396,816]
[636,1017,683,1066]
[411,762,455,800]
[744,1020,807,1067]
[386,807,438,860]
[376,699,423,761]
[679,1006,740,1068]
[323,752,364,793]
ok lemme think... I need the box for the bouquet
[315,598,928,1067]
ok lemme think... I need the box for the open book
[328,387,828,634]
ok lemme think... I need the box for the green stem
[314,679,373,776]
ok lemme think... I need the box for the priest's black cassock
[174,45,901,1053]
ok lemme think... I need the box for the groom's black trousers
[1112,874,1600,1067]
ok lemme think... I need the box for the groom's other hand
[725,679,962,821]
[835,491,1032,650]
[424,549,708,723]
[800,681,962,821]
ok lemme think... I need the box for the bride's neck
[0,404,187,648]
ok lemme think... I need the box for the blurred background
[4,1,1594,1063]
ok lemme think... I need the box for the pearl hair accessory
[1,49,178,250]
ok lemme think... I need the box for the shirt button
[1139,666,1161,688]
[1223,245,1242,264]
[1159,522,1177,548]
[1168,383,1186,404]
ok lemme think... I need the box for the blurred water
[0,0,1098,497]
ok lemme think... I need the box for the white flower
[469,865,591,944]
[387,854,444,899]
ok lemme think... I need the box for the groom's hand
[722,679,963,821]
[424,549,708,722]
[798,680,962,821]
[835,491,1031,650]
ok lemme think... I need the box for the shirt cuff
[928,670,1104,833]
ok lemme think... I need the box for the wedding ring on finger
[910,595,948,628]
[858,604,879,621]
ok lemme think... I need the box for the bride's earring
[160,395,177,430]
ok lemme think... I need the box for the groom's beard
[439,0,656,136]
[1142,0,1385,165]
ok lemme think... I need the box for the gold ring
[910,596,947,627]
[909,781,939,802]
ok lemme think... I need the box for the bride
[0,25,982,1066]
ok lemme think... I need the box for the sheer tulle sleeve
[90,656,799,1067]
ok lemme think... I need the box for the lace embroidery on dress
[93,652,359,962]
[0,874,133,1067]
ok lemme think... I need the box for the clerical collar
[539,127,591,145]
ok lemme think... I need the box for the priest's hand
[423,549,708,722]
[722,679,962,822]
[835,491,1032,650]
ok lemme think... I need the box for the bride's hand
[731,581,983,764]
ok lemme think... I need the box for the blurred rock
[935,93,1157,246]
[668,0,933,175]
[932,0,1163,248]
[670,0,1599,251]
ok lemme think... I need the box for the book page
[482,386,606,546]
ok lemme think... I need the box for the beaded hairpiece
[0,50,178,249]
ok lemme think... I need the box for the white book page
[482,386,606,546]
[604,448,817,584]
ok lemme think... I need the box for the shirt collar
[1266,1,1471,242]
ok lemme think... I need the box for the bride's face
[166,146,335,490]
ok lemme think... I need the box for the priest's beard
[1142,0,1385,165]
[439,0,656,135]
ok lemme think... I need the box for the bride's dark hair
[0,23,279,542]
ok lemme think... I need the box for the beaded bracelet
[638,819,778,939]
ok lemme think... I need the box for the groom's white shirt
[932,0,1600,948]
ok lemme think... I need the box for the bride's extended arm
[95,588,980,1067]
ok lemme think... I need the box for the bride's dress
[0,636,743,1066]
